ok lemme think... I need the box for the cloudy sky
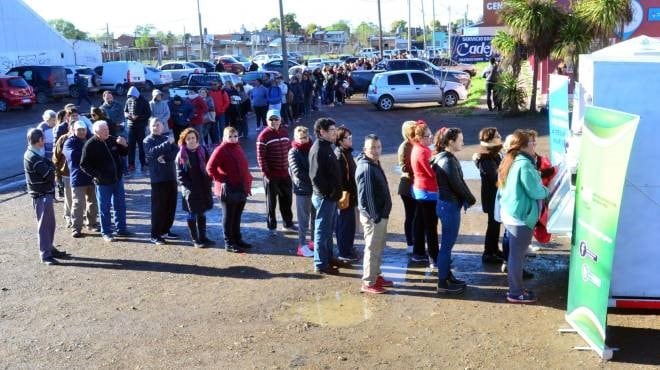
[22,0,483,36]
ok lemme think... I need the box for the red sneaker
[361,283,386,294]
[376,275,394,287]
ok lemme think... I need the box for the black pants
[264,177,293,230]
[221,199,246,245]
[127,123,146,167]
[254,105,268,129]
[151,181,177,238]
[486,83,502,111]
[401,195,416,246]
[413,199,439,261]
[281,103,292,125]
[484,210,501,255]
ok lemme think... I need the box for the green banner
[566,106,639,360]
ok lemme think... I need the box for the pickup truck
[169,73,242,98]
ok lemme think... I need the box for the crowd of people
[24,82,552,303]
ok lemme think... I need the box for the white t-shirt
[279,82,288,104]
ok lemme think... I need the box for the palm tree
[575,0,633,48]
[500,0,564,112]
[551,11,592,83]
[491,31,525,79]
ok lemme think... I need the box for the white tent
[0,0,100,74]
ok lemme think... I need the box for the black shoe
[200,237,215,247]
[150,236,166,245]
[225,245,243,253]
[71,230,83,238]
[315,265,340,275]
[41,257,59,265]
[162,231,180,240]
[437,279,466,295]
[448,271,466,286]
[51,248,69,259]
[330,258,352,268]
[482,252,504,264]
[237,240,252,249]
[115,230,133,237]
[523,269,534,280]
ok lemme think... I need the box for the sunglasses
[228,135,239,138]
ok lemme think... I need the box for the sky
[22,0,484,37]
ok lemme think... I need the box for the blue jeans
[96,179,127,236]
[211,113,226,144]
[436,200,461,280]
[335,206,356,258]
[312,194,337,268]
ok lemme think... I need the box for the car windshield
[184,63,198,68]
[233,56,249,62]
[8,78,29,88]
[145,67,159,72]
[188,74,220,86]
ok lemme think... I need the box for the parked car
[288,65,315,79]
[64,65,100,98]
[307,58,325,69]
[226,55,251,70]
[189,61,216,73]
[215,56,245,74]
[241,71,281,86]
[252,54,282,66]
[159,62,203,83]
[358,48,379,58]
[429,57,477,76]
[144,66,173,90]
[338,54,353,61]
[287,52,305,64]
[260,59,299,73]
[94,61,146,96]
[382,50,395,59]
[0,75,36,112]
[367,70,466,110]
[6,65,68,104]
[169,72,242,98]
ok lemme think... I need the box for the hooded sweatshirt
[149,89,171,131]
[124,87,151,127]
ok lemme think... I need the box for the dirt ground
[1,96,658,369]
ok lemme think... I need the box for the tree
[429,20,444,32]
[305,23,321,37]
[265,17,280,32]
[355,22,378,47]
[492,31,526,78]
[327,20,350,33]
[574,0,633,47]
[500,0,563,112]
[390,20,407,34]
[551,11,592,83]
[264,13,302,34]
[48,19,88,40]
[134,24,155,49]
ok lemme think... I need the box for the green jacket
[499,153,548,229]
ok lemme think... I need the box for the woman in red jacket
[206,126,253,252]
[409,121,439,267]
[189,92,209,136]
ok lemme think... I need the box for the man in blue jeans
[80,121,131,242]
[308,118,341,275]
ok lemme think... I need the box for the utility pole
[447,6,452,60]
[377,0,384,54]
[432,0,436,53]
[421,0,427,57]
[197,0,204,60]
[407,0,412,52]
[279,0,289,82]
[106,23,111,61]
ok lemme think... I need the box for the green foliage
[355,22,378,46]
[326,20,350,34]
[264,13,302,34]
[390,20,407,34]
[48,19,88,40]
[491,31,525,78]
[305,23,321,36]
[495,72,527,114]
[575,0,633,45]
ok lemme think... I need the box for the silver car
[159,62,203,83]
[368,70,464,111]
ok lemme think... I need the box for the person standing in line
[267,78,282,111]
[209,81,229,144]
[256,109,296,236]
[482,57,502,112]
[277,76,291,127]
[36,110,58,160]
[198,88,216,146]
[249,79,269,132]
[63,121,98,238]
[188,90,209,137]
[473,127,506,264]
[397,120,417,254]
[309,117,342,275]
[356,134,393,294]
[74,72,92,108]
[206,126,253,253]
[289,126,315,257]
[24,128,68,264]
[176,128,215,248]
[100,91,125,137]
[124,86,151,173]
[53,122,74,229]
[144,118,180,245]
[410,121,439,267]
[149,89,171,136]
[168,95,193,141]
[301,72,314,118]
[498,129,548,303]
[80,121,131,242]
[431,127,476,295]
[334,126,358,262]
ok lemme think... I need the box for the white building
[0,0,101,74]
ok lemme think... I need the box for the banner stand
[559,321,615,360]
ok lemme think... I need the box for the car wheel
[0,99,7,112]
[69,86,80,98]
[443,91,459,107]
[36,92,48,104]
[115,84,126,96]
[377,95,394,111]
[145,80,154,90]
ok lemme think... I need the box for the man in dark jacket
[63,121,98,238]
[80,121,130,242]
[308,117,341,275]
[24,128,68,264]
[168,95,193,140]
[482,57,502,112]
[355,134,392,293]
[74,72,92,107]
[257,109,296,235]
[124,86,151,172]
[143,118,180,244]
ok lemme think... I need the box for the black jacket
[23,148,55,198]
[124,96,151,126]
[176,147,213,213]
[474,151,502,213]
[355,152,392,223]
[80,135,128,185]
[309,138,341,201]
[143,134,179,184]
[431,151,476,206]
[335,146,358,208]
[288,145,313,196]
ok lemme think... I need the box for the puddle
[277,292,373,328]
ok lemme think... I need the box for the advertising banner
[571,81,586,134]
[451,36,494,63]
[565,105,640,360]
[548,74,571,165]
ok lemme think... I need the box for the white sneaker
[296,244,314,257]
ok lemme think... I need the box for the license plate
[22,98,31,103]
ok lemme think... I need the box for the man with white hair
[124,86,151,173]
[80,121,130,242]
[36,110,57,159]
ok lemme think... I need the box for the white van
[94,61,146,96]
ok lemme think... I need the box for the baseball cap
[267,109,280,119]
